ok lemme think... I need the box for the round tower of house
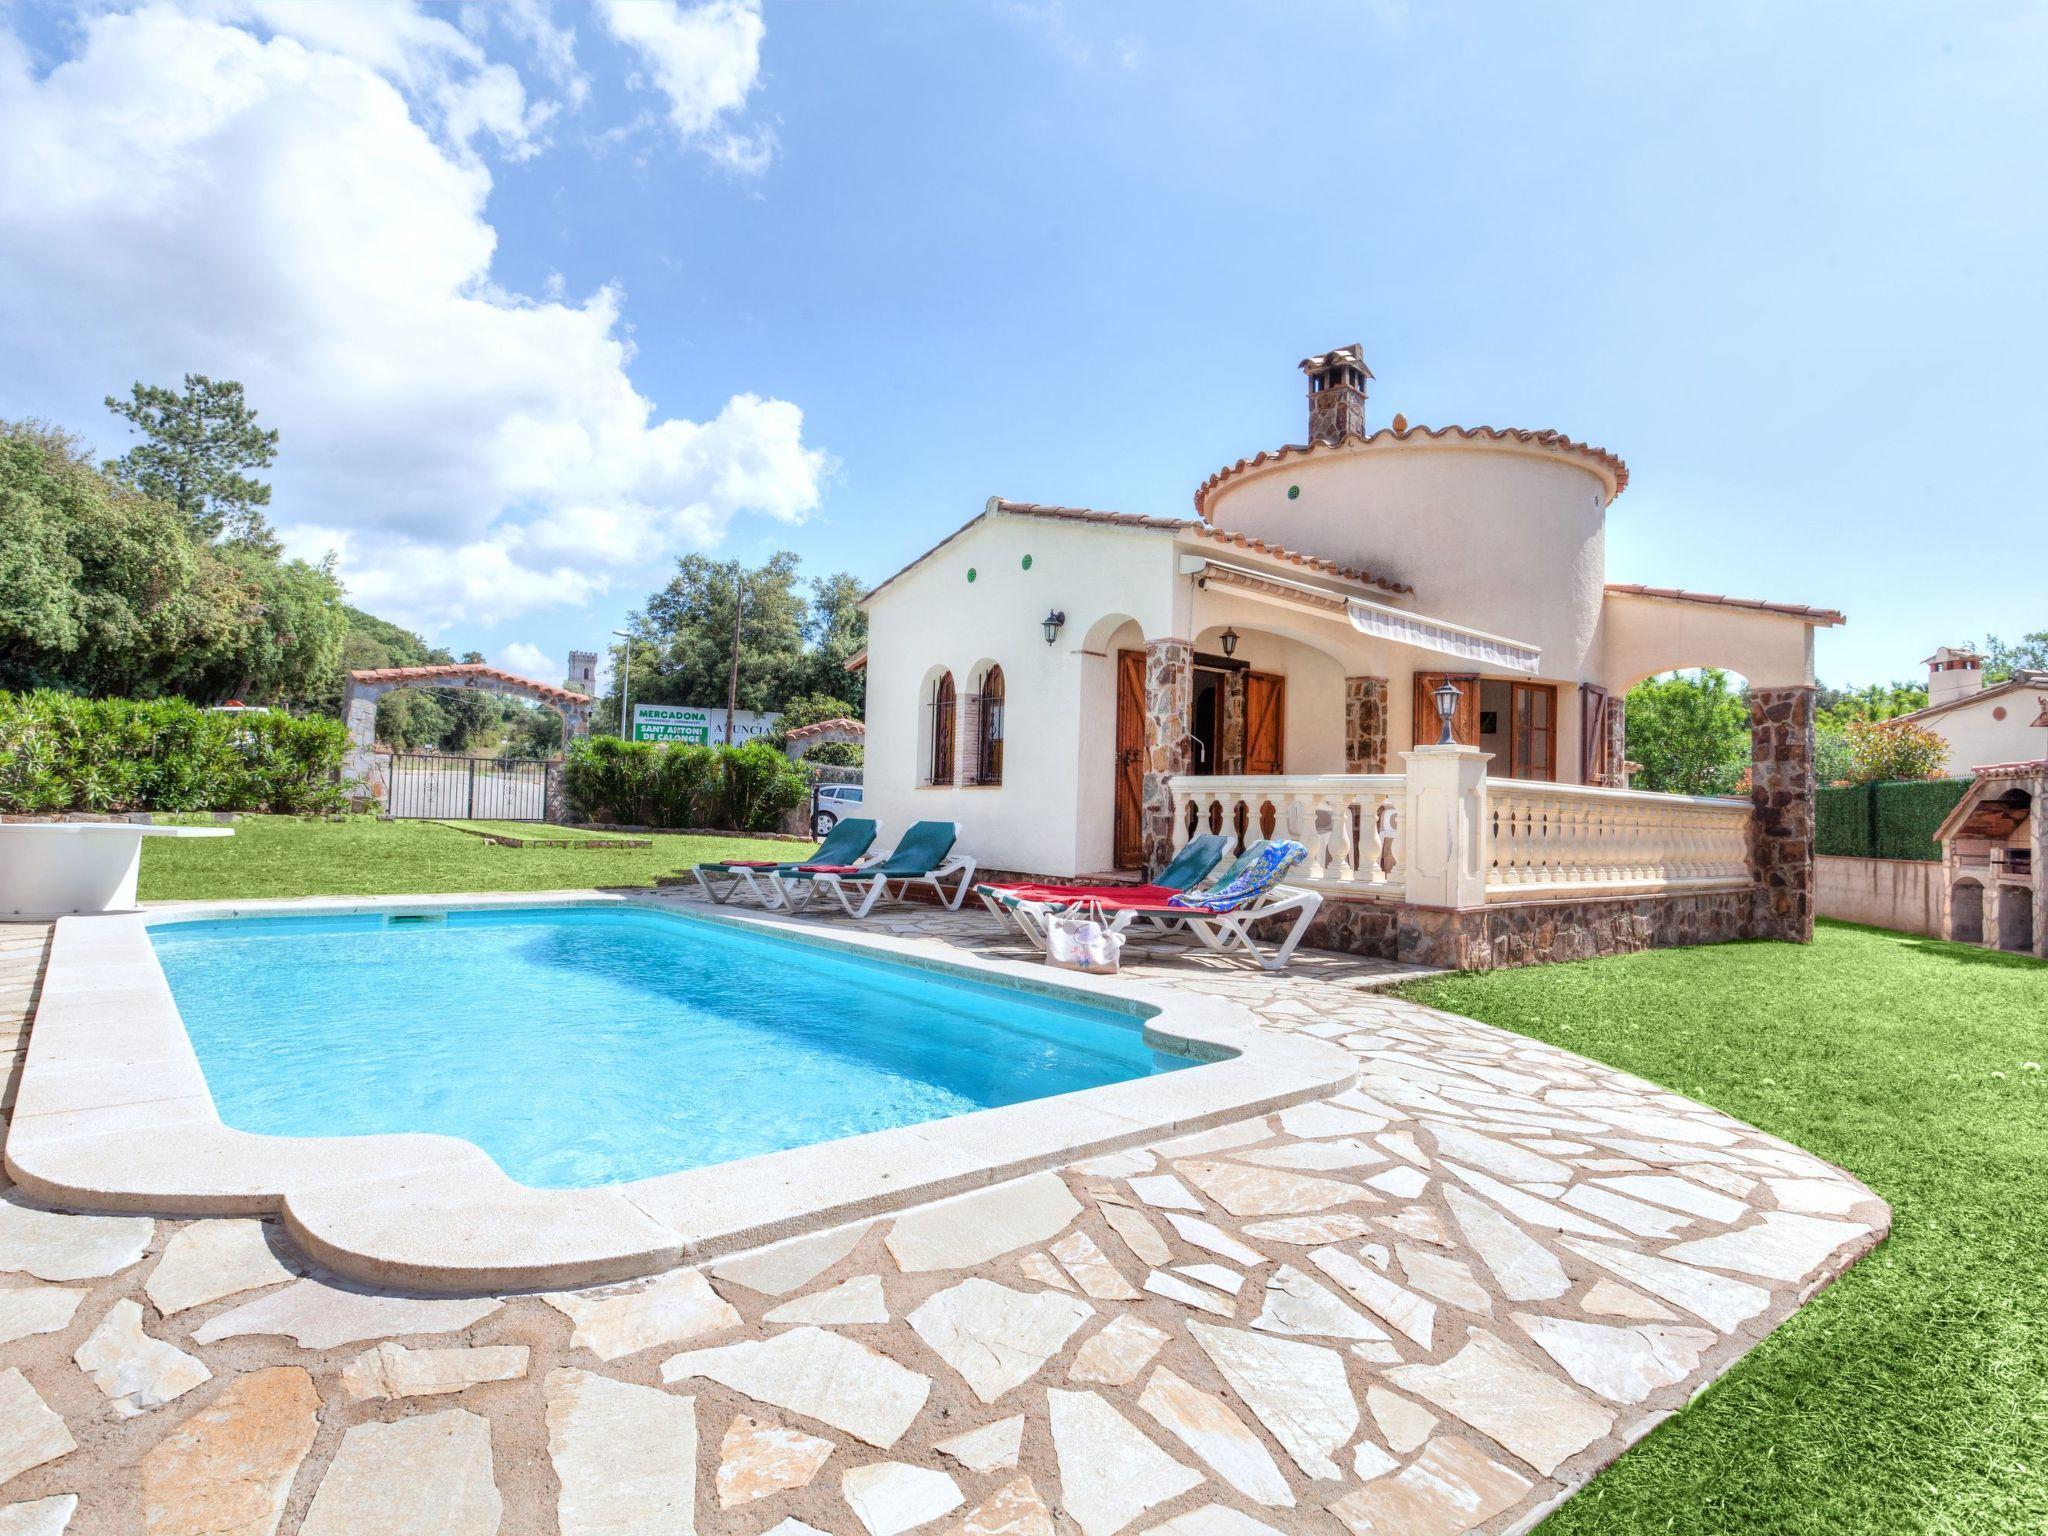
[1195,352,1628,678]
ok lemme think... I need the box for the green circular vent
[966,567,977,583]
[1021,554,1033,570]
[1287,485,1301,500]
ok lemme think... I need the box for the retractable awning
[1344,595,1542,675]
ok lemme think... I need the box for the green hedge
[0,690,353,814]
[562,736,808,832]
[1816,778,1971,861]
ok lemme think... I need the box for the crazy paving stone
[0,1370,72,1488]
[1162,1213,1265,1267]
[1397,1245,1493,1315]
[1424,1124,1572,1183]
[545,1268,742,1361]
[712,1222,871,1296]
[1560,1185,1694,1238]
[1328,1434,1534,1536]
[1366,1385,1435,1453]
[1140,1507,1285,1536]
[0,1497,74,1536]
[1139,1366,1295,1508]
[546,1369,695,1536]
[143,1219,293,1316]
[1365,1166,1430,1201]
[1046,1390,1203,1536]
[1590,1175,1747,1225]
[950,1476,1055,1536]
[1579,1279,1678,1321]
[1144,1270,1234,1317]
[73,1299,210,1417]
[886,1174,1081,1272]
[1352,1440,1399,1479]
[841,1461,963,1536]
[1240,1213,1375,1246]
[661,1325,931,1449]
[1386,1329,1616,1477]
[1189,1321,1358,1481]
[1378,1205,1453,1247]
[932,1415,1023,1472]
[1308,1246,1435,1348]
[716,1413,834,1508]
[0,1281,83,1347]
[1440,1186,1569,1302]
[0,1201,151,1283]
[1440,1164,1621,1240]
[1765,1177,1869,1215]
[1250,1264,1388,1342]
[760,1524,832,1536]
[1276,1102,1384,1139]
[340,1342,530,1401]
[1072,1149,1155,1177]
[1557,1238,1773,1333]
[192,1279,502,1349]
[140,1366,318,1536]
[1177,1161,1371,1217]
[906,1278,1093,1403]
[1097,1201,1173,1267]
[1660,1212,1871,1282]
[1128,1174,1205,1212]
[1231,1141,1385,1172]
[763,1274,890,1326]
[1156,1122,1271,1157]
[300,1409,501,1536]
[1017,1252,1074,1291]
[1068,1314,1171,1385]
[1512,1314,1717,1405]
[1051,1231,1138,1300]
[1176,1263,1246,1295]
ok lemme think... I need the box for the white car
[812,783,864,838]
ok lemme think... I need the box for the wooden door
[1412,672,1480,748]
[1245,672,1285,775]
[1113,649,1146,869]
[1510,681,1558,780]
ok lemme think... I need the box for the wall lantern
[1042,610,1066,646]
[1432,679,1463,745]
[1219,627,1240,659]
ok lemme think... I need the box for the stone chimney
[1300,344,1372,443]
[1924,645,1984,708]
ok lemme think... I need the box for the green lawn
[139,814,813,900]
[1398,921,2047,1536]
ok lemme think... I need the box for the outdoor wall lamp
[1433,678,1462,745]
[1042,610,1066,645]
[1219,627,1240,659]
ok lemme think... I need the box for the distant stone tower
[1300,344,1372,443]
[565,650,598,696]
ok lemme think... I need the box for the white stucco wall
[1596,592,1816,692]
[862,513,1181,876]
[1816,856,1945,937]
[1201,438,1614,680]
[1910,692,2048,776]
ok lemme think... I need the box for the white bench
[0,823,233,918]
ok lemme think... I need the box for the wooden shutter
[928,673,956,785]
[1412,673,1480,748]
[1579,683,1609,785]
[1245,673,1285,775]
[1113,650,1147,869]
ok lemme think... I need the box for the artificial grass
[138,814,812,900]
[1397,921,2047,1536]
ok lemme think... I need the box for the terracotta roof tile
[785,717,865,739]
[347,663,588,707]
[1194,424,1631,516]
[1604,584,1846,626]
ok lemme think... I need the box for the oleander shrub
[0,690,353,814]
[562,737,806,831]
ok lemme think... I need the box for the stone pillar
[1344,676,1388,773]
[1747,685,1817,943]
[1400,745,1491,910]
[1606,694,1630,787]
[1220,671,1247,775]
[340,679,387,808]
[2033,771,2048,959]
[544,760,573,825]
[1141,638,1193,874]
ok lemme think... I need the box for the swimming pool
[151,905,1192,1188]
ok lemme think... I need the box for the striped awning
[1345,596,1542,675]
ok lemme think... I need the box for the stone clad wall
[1344,676,1388,773]
[1281,889,1753,970]
[1141,638,1193,873]
[1219,670,1246,775]
[1748,685,1817,943]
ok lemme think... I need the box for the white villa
[859,346,1846,967]
[1891,645,2048,771]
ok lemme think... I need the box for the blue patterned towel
[1169,840,1305,913]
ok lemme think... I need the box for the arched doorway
[341,663,594,814]
[1950,879,1984,944]
[1999,886,2034,954]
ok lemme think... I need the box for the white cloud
[597,0,773,170]
[0,3,827,635]
[495,641,557,681]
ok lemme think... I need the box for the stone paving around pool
[0,902,1889,1536]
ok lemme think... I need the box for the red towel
[797,863,869,875]
[997,883,1180,904]
[721,860,783,869]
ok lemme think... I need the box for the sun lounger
[691,817,879,907]
[974,832,1230,939]
[780,819,977,917]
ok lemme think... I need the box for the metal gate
[385,755,550,821]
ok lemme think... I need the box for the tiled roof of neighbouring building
[345,663,589,707]
[1604,584,1847,626]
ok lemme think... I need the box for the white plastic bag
[1045,902,1123,974]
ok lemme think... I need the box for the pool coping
[5,890,1357,1292]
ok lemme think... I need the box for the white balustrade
[1169,774,1404,896]
[1165,768,1750,905]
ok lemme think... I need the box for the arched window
[969,664,1005,786]
[925,672,957,786]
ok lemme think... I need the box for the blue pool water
[151,906,1191,1188]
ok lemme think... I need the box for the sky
[3,1,2042,691]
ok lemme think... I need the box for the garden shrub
[0,690,352,814]
[1816,777,1971,862]
[562,736,807,831]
